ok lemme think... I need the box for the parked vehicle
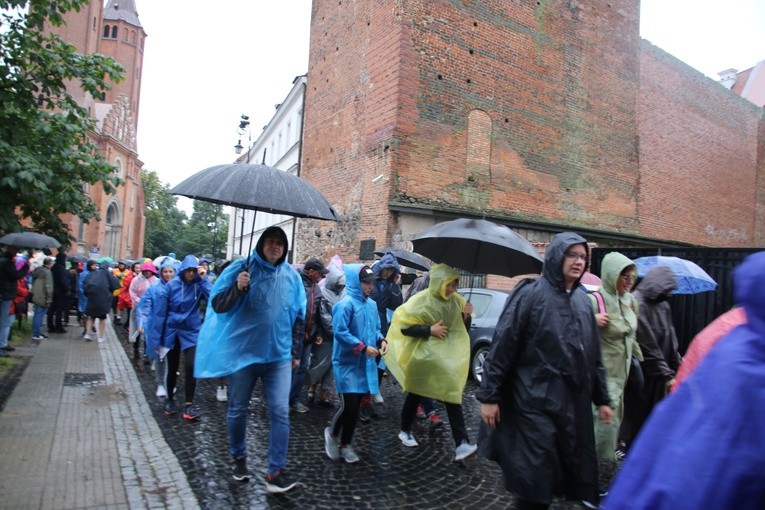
[457,288,509,382]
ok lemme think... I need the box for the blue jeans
[32,304,48,338]
[0,300,13,348]
[289,342,313,406]
[228,361,291,475]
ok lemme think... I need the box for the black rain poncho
[476,232,610,505]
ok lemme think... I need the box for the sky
[134,0,765,210]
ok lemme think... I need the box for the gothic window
[115,159,123,179]
[77,220,85,242]
[111,26,118,39]
[103,25,110,38]
[106,202,118,224]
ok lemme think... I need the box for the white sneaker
[216,386,228,402]
[324,427,340,460]
[340,445,360,463]
[398,430,418,448]
[454,441,477,461]
[97,337,105,343]
[83,333,93,341]
[373,392,384,404]
[156,385,167,398]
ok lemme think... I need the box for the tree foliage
[141,169,229,261]
[0,0,124,243]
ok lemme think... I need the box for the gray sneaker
[340,445,360,464]
[290,402,309,413]
[324,427,340,460]
[454,441,477,461]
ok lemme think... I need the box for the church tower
[48,0,147,260]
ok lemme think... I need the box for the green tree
[141,169,186,259]
[176,200,229,259]
[0,1,124,243]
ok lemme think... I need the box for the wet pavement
[114,326,606,509]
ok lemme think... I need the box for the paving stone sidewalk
[0,321,198,509]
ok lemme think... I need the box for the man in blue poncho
[195,226,306,494]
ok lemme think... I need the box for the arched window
[114,158,123,179]
[103,24,110,38]
[111,26,118,39]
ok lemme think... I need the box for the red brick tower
[299,0,642,260]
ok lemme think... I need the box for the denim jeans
[32,304,48,338]
[0,300,13,348]
[289,342,313,406]
[228,361,291,475]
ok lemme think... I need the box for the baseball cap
[304,258,329,275]
[359,265,376,283]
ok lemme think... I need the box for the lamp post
[234,114,251,254]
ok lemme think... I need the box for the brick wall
[638,41,764,247]
[301,0,763,259]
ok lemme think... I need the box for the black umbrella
[170,164,339,221]
[170,163,340,261]
[374,247,431,272]
[119,258,135,266]
[411,218,543,278]
[67,254,88,264]
[0,232,61,249]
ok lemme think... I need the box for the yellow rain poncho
[384,263,470,404]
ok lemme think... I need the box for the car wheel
[471,344,490,383]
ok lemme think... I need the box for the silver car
[458,288,509,383]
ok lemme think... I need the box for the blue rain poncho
[384,263,470,404]
[194,238,306,378]
[149,254,211,353]
[139,259,178,360]
[332,264,383,395]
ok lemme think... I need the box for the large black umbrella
[0,232,61,249]
[170,163,340,260]
[170,163,339,221]
[374,247,431,272]
[67,254,88,264]
[411,218,543,277]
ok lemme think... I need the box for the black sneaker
[232,458,250,482]
[0,346,16,352]
[265,470,297,494]
[164,401,178,416]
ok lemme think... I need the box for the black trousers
[330,392,363,447]
[401,392,469,446]
[164,339,196,405]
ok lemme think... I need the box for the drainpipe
[290,76,308,263]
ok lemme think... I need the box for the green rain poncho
[384,263,470,404]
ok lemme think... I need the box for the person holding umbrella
[476,232,612,510]
[194,226,305,493]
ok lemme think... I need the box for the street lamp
[234,114,251,254]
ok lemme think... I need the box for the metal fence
[590,247,760,354]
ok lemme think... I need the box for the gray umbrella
[374,247,431,272]
[0,232,61,249]
[170,164,339,221]
[411,218,543,277]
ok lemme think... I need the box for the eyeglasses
[620,274,636,282]
[564,252,587,262]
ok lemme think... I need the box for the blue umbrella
[633,256,717,294]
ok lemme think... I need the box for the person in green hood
[588,252,642,471]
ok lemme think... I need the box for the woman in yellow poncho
[385,263,478,462]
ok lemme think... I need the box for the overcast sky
[134,0,765,208]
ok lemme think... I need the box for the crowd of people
[0,232,761,507]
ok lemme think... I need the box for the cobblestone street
[116,328,605,510]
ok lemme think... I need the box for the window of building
[77,220,85,242]
[111,26,118,39]
[115,158,123,179]
[103,25,110,38]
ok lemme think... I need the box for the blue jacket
[194,245,306,378]
[604,251,765,509]
[77,266,91,313]
[332,264,383,394]
[149,255,211,352]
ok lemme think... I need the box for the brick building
[297,0,764,265]
[48,0,146,260]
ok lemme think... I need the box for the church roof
[104,0,142,28]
